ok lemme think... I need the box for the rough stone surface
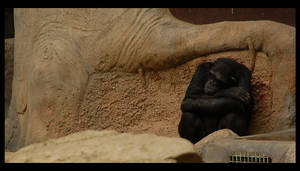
[236,128,295,141]
[194,129,238,155]
[194,129,296,163]
[6,8,295,152]
[5,38,21,152]
[5,130,202,163]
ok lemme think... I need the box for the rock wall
[5,38,14,117]
[5,8,295,151]
[74,50,275,139]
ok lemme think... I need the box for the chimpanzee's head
[203,58,240,95]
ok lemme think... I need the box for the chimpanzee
[178,58,253,143]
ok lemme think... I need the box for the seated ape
[178,58,253,144]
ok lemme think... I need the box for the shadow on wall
[4,8,296,39]
[169,8,295,26]
[5,8,14,39]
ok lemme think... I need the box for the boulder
[194,129,295,163]
[236,128,295,141]
[5,130,202,163]
[200,138,295,163]
[194,129,238,155]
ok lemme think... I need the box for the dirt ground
[46,50,273,139]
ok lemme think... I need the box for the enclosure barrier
[229,152,272,163]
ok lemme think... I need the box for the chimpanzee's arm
[181,97,245,115]
[214,86,251,105]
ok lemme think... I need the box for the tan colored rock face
[5,130,201,163]
[5,8,295,152]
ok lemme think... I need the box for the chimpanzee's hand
[215,87,251,105]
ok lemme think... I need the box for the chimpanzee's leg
[178,112,207,143]
[218,113,248,136]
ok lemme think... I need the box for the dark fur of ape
[178,58,254,144]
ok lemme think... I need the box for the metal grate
[229,152,272,163]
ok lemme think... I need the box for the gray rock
[236,128,295,141]
[194,129,295,163]
[200,138,295,163]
